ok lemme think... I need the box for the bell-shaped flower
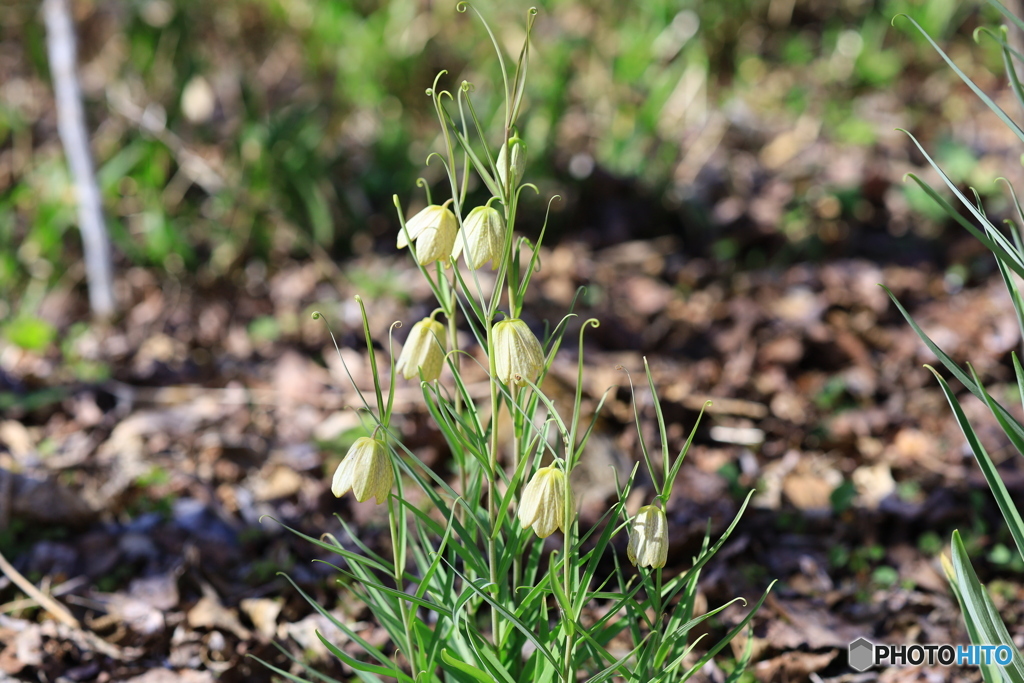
[452,205,506,270]
[492,318,544,386]
[332,436,393,504]
[395,317,446,381]
[518,466,573,538]
[496,137,526,191]
[398,204,458,266]
[627,505,668,569]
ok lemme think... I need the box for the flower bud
[398,204,458,266]
[518,466,573,538]
[492,318,543,386]
[395,317,446,381]
[496,137,526,191]
[452,205,506,270]
[627,505,668,569]
[332,436,393,504]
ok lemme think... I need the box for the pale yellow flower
[492,318,543,386]
[397,204,458,266]
[496,137,527,191]
[627,505,668,569]
[332,437,392,504]
[518,466,573,538]
[452,205,505,270]
[395,318,446,381]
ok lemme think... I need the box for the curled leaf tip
[456,1,468,12]
[891,12,909,27]
[311,310,322,319]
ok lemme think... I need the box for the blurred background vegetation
[0,0,1014,349]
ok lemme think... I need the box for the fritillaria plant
[258,6,773,683]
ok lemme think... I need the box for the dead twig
[0,548,80,629]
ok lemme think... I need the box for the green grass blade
[320,563,452,618]
[895,13,1024,143]
[454,568,562,672]
[951,531,1024,683]
[250,641,349,683]
[1014,353,1024,414]
[441,649,496,683]
[262,516,399,578]
[944,365,1024,564]
[900,134,1024,275]
[675,581,776,682]
[884,287,1024,445]
[995,255,1024,348]
[279,573,394,669]
[988,0,1024,35]
[904,173,1024,279]
[316,630,416,683]
[643,357,671,496]
[725,625,756,683]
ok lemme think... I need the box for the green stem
[389,473,419,677]
[511,383,521,601]
[562,517,575,683]
[486,319,501,644]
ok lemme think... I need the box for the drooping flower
[496,137,526,191]
[332,437,392,504]
[397,204,458,266]
[627,505,668,569]
[492,318,543,386]
[518,466,573,538]
[395,317,446,381]
[452,205,505,270]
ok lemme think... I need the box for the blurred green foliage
[0,0,1010,335]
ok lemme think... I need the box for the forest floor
[7,4,1024,680]
[4,232,1024,682]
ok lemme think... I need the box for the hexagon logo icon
[848,638,875,672]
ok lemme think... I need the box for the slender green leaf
[950,531,1024,683]
[884,287,1024,446]
[931,365,1024,565]
[316,630,416,683]
[676,581,776,682]
[441,649,495,683]
[895,14,1024,143]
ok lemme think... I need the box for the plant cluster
[256,6,771,683]
[890,1,1024,678]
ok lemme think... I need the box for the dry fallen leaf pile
[3,237,1023,682]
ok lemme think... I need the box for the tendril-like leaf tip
[431,71,448,92]
[425,88,433,96]
[456,1,468,12]
[311,311,322,319]
[528,7,537,15]
[354,294,363,303]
